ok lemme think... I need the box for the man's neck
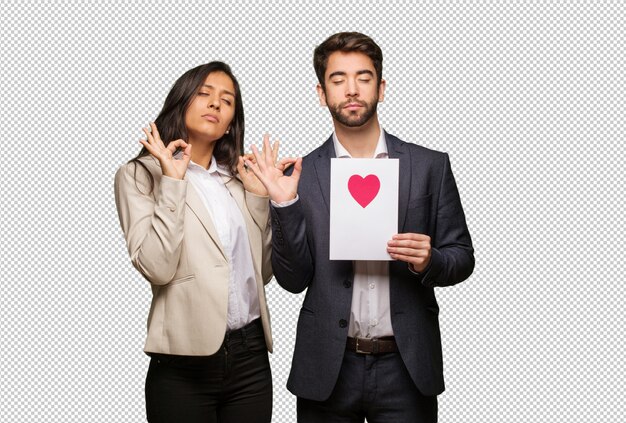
[334,116,381,158]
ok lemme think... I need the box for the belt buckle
[355,337,372,354]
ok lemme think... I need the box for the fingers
[150,122,165,147]
[167,139,189,154]
[387,231,431,271]
[139,123,190,171]
[142,127,154,147]
[277,157,297,165]
[246,136,299,176]
[392,233,431,242]
[247,134,282,168]
[271,139,279,165]
[263,134,274,168]
[250,144,266,172]
[238,155,255,172]
[291,157,303,180]
[139,138,157,155]
[237,156,247,178]
[387,238,430,249]
[388,252,425,264]
[387,245,430,257]
[388,252,413,262]
[142,124,157,146]
[181,143,192,167]
[276,157,297,171]
[243,155,263,180]
[242,153,257,165]
[243,157,268,189]
[387,236,430,258]
[141,122,165,153]
[387,233,431,260]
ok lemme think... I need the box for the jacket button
[343,279,352,288]
[169,206,176,212]
[339,319,347,328]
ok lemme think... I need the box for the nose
[346,78,358,98]
[208,96,220,110]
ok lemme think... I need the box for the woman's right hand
[140,122,192,180]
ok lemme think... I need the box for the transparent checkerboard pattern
[1,1,624,422]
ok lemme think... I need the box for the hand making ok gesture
[139,122,192,180]
[243,134,302,204]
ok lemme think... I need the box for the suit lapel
[386,134,411,233]
[313,136,336,213]
[184,176,227,259]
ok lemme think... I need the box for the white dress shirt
[186,158,261,330]
[332,130,394,338]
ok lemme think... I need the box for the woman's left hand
[237,136,279,196]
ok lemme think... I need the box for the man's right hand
[244,134,302,204]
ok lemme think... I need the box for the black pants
[145,319,272,423]
[297,350,437,423]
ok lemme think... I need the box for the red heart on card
[348,174,380,208]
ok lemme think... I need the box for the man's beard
[328,97,378,127]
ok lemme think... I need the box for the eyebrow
[328,70,375,79]
[201,84,235,97]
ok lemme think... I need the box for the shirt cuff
[271,195,299,208]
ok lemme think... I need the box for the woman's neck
[188,137,216,169]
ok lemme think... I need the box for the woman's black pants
[145,319,272,422]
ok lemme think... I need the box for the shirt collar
[332,127,388,158]
[180,153,231,177]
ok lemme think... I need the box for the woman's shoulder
[118,155,161,175]
[115,155,161,190]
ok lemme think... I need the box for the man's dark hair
[313,32,383,90]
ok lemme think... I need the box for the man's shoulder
[385,132,448,162]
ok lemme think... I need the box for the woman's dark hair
[313,32,383,91]
[130,61,244,192]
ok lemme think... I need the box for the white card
[329,158,399,260]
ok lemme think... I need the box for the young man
[247,32,474,423]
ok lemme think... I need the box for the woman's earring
[225,128,230,134]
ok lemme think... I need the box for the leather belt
[346,336,398,354]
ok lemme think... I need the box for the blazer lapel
[386,134,412,232]
[313,136,336,213]
[184,176,227,259]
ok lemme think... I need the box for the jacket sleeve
[270,199,315,293]
[114,163,187,285]
[244,190,273,285]
[420,153,475,287]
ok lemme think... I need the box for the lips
[343,102,364,110]
[202,114,219,122]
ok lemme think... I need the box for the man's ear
[316,84,327,106]
[378,79,386,102]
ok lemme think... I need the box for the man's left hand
[387,233,432,273]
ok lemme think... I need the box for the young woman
[114,62,276,423]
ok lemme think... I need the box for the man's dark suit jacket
[270,133,474,401]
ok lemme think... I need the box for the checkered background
[1,1,624,421]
